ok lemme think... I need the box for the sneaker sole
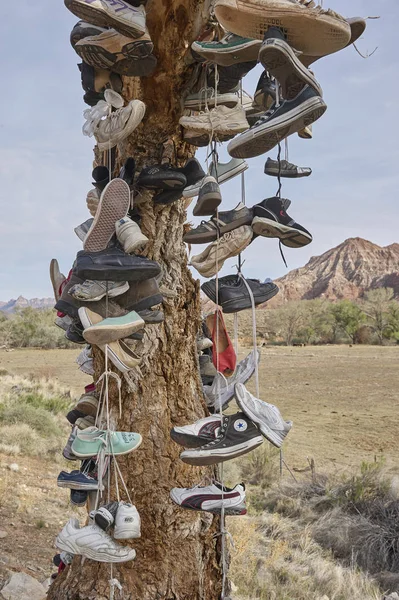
[56,535,136,562]
[193,192,222,217]
[75,39,154,71]
[211,161,249,185]
[170,429,213,449]
[103,343,140,372]
[72,438,142,458]
[64,0,146,39]
[180,436,264,465]
[228,97,327,158]
[191,39,261,67]
[258,39,323,98]
[57,481,99,491]
[84,179,130,253]
[72,282,130,302]
[83,316,145,345]
[252,217,312,247]
[76,263,160,282]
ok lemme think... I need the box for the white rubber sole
[83,315,145,345]
[57,481,99,491]
[103,342,140,372]
[56,535,136,563]
[180,436,264,465]
[214,161,249,184]
[96,100,146,151]
[65,0,146,39]
[72,437,143,458]
[114,528,141,540]
[252,216,312,247]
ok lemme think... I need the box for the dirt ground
[0,345,397,582]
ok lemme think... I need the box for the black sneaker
[65,319,85,345]
[78,62,123,107]
[208,61,257,94]
[66,409,86,425]
[253,71,276,112]
[177,158,206,187]
[70,20,105,47]
[119,157,136,186]
[90,501,119,531]
[179,412,263,465]
[202,274,279,313]
[264,158,312,178]
[259,27,323,100]
[252,197,312,248]
[183,202,253,244]
[152,188,183,205]
[75,247,161,282]
[228,85,327,159]
[92,158,135,193]
[192,176,222,216]
[137,165,187,190]
[70,489,88,507]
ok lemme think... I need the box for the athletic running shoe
[201,274,279,313]
[170,481,246,515]
[93,99,146,151]
[64,0,147,39]
[114,502,141,539]
[183,202,253,244]
[251,196,312,248]
[115,217,149,254]
[179,103,249,136]
[69,280,129,302]
[171,415,221,448]
[264,158,311,178]
[190,226,253,277]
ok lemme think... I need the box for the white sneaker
[234,383,292,448]
[179,104,249,136]
[65,0,147,39]
[114,502,141,539]
[115,217,149,254]
[190,225,253,277]
[170,481,246,515]
[95,100,146,150]
[56,518,136,563]
[87,188,100,217]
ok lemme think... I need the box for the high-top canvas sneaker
[171,415,222,448]
[56,518,136,563]
[114,502,141,539]
[170,481,246,515]
[235,383,292,448]
[115,217,149,254]
[253,71,276,111]
[180,412,263,465]
[179,104,249,136]
[192,32,261,66]
[94,99,146,150]
[65,0,147,39]
[251,196,312,248]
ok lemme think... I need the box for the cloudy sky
[0,0,396,299]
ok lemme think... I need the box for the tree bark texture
[48,0,227,599]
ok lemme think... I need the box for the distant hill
[266,238,399,306]
[0,296,54,314]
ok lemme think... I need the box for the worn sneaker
[117,277,163,311]
[202,274,279,313]
[264,157,312,178]
[72,427,142,458]
[253,71,276,111]
[101,339,141,372]
[79,61,123,107]
[57,470,99,490]
[63,427,78,461]
[228,85,327,158]
[209,157,248,185]
[179,103,249,136]
[93,99,146,151]
[75,247,161,282]
[190,226,253,278]
[50,259,66,302]
[235,383,292,448]
[65,320,86,345]
[55,315,72,331]
[199,354,217,378]
[79,306,145,345]
[138,308,164,324]
[183,129,233,147]
[171,415,221,448]
[207,61,257,94]
[184,202,253,244]
[259,27,323,99]
[197,334,213,352]
[90,501,119,530]
[184,88,241,111]
[170,481,246,515]
[56,518,136,563]
[75,415,96,429]
[252,196,312,247]
[86,188,100,217]
[69,280,129,302]
[114,502,141,539]
[74,391,99,418]
[115,217,148,254]
[192,32,261,66]
[70,489,88,506]
[70,20,105,46]
[192,176,222,217]
[65,0,147,39]
[203,349,260,411]
[76,346,94,375]
[136,165,187,190]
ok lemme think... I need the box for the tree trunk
[48,1,226,598]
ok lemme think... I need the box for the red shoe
[207,310,236,377]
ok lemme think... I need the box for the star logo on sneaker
[234,419,247,432]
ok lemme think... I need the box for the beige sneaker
[50,259,66,301]
[95,100,146,150]
[190,226,253,277]
[298,124,313,139]
[214,0,350,58]
[179,104,249,136]
[75,392,99,417]
[115,217,149,254]
[86,188,100,217]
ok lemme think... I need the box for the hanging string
[237,274,259,398]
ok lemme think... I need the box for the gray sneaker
[63,427,78,461]
[183,202,253,244]
[69,280,129,301]
[209,157,248,185]
[264,158,312,178]
[74,218,94,242]
[193,176,222,217]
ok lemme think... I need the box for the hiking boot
[75,247,161,282]
[56,518,136,563]
[170,481,246,515]
[192,32,261,66]
[69,280,129,302]
[70,20,105,46]
[50,259,66,302]
[192,176,221,216]
[90,502,119,531]
[114,502,141,539]
[84,179,130,253]
[57,470,99,491]
[253,71,276,111]
[93,99,146,151]
[202,274,279,313]
[184,202,253,244]
[214,0,351,57]
[137,165,187,190]
[117,278,163,311]
[190,226,253,278]
[184,88,241,111]
[180,412,263,465]
[206,310,236,376]
[72,427,142,458]
[65,0,147,39]
[235,383,292,448]
[179,103,249,136]
[207,61,257,94]
[259,27,323,99]
[199,354,217,378]
[171,415,221,448]
[264,157,312,178]
[251,196,312,247]
[70,490,88,506]
[75,29,156,77]
[228,85,327,159]
[115,217,148,254]
[79,307,145,345]
[63,427,78,461]
[204,349,260,411]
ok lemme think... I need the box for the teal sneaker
[191,33,261,67]
[71,427,142,458]
[79,307,145,345]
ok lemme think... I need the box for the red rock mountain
[269,238,399,305]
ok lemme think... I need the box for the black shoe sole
[170,429,211,449]
[75,264,161,283]
[128,293,163,312]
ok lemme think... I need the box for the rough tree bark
[48,0,227,599]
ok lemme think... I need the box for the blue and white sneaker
[58,470,99,490]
